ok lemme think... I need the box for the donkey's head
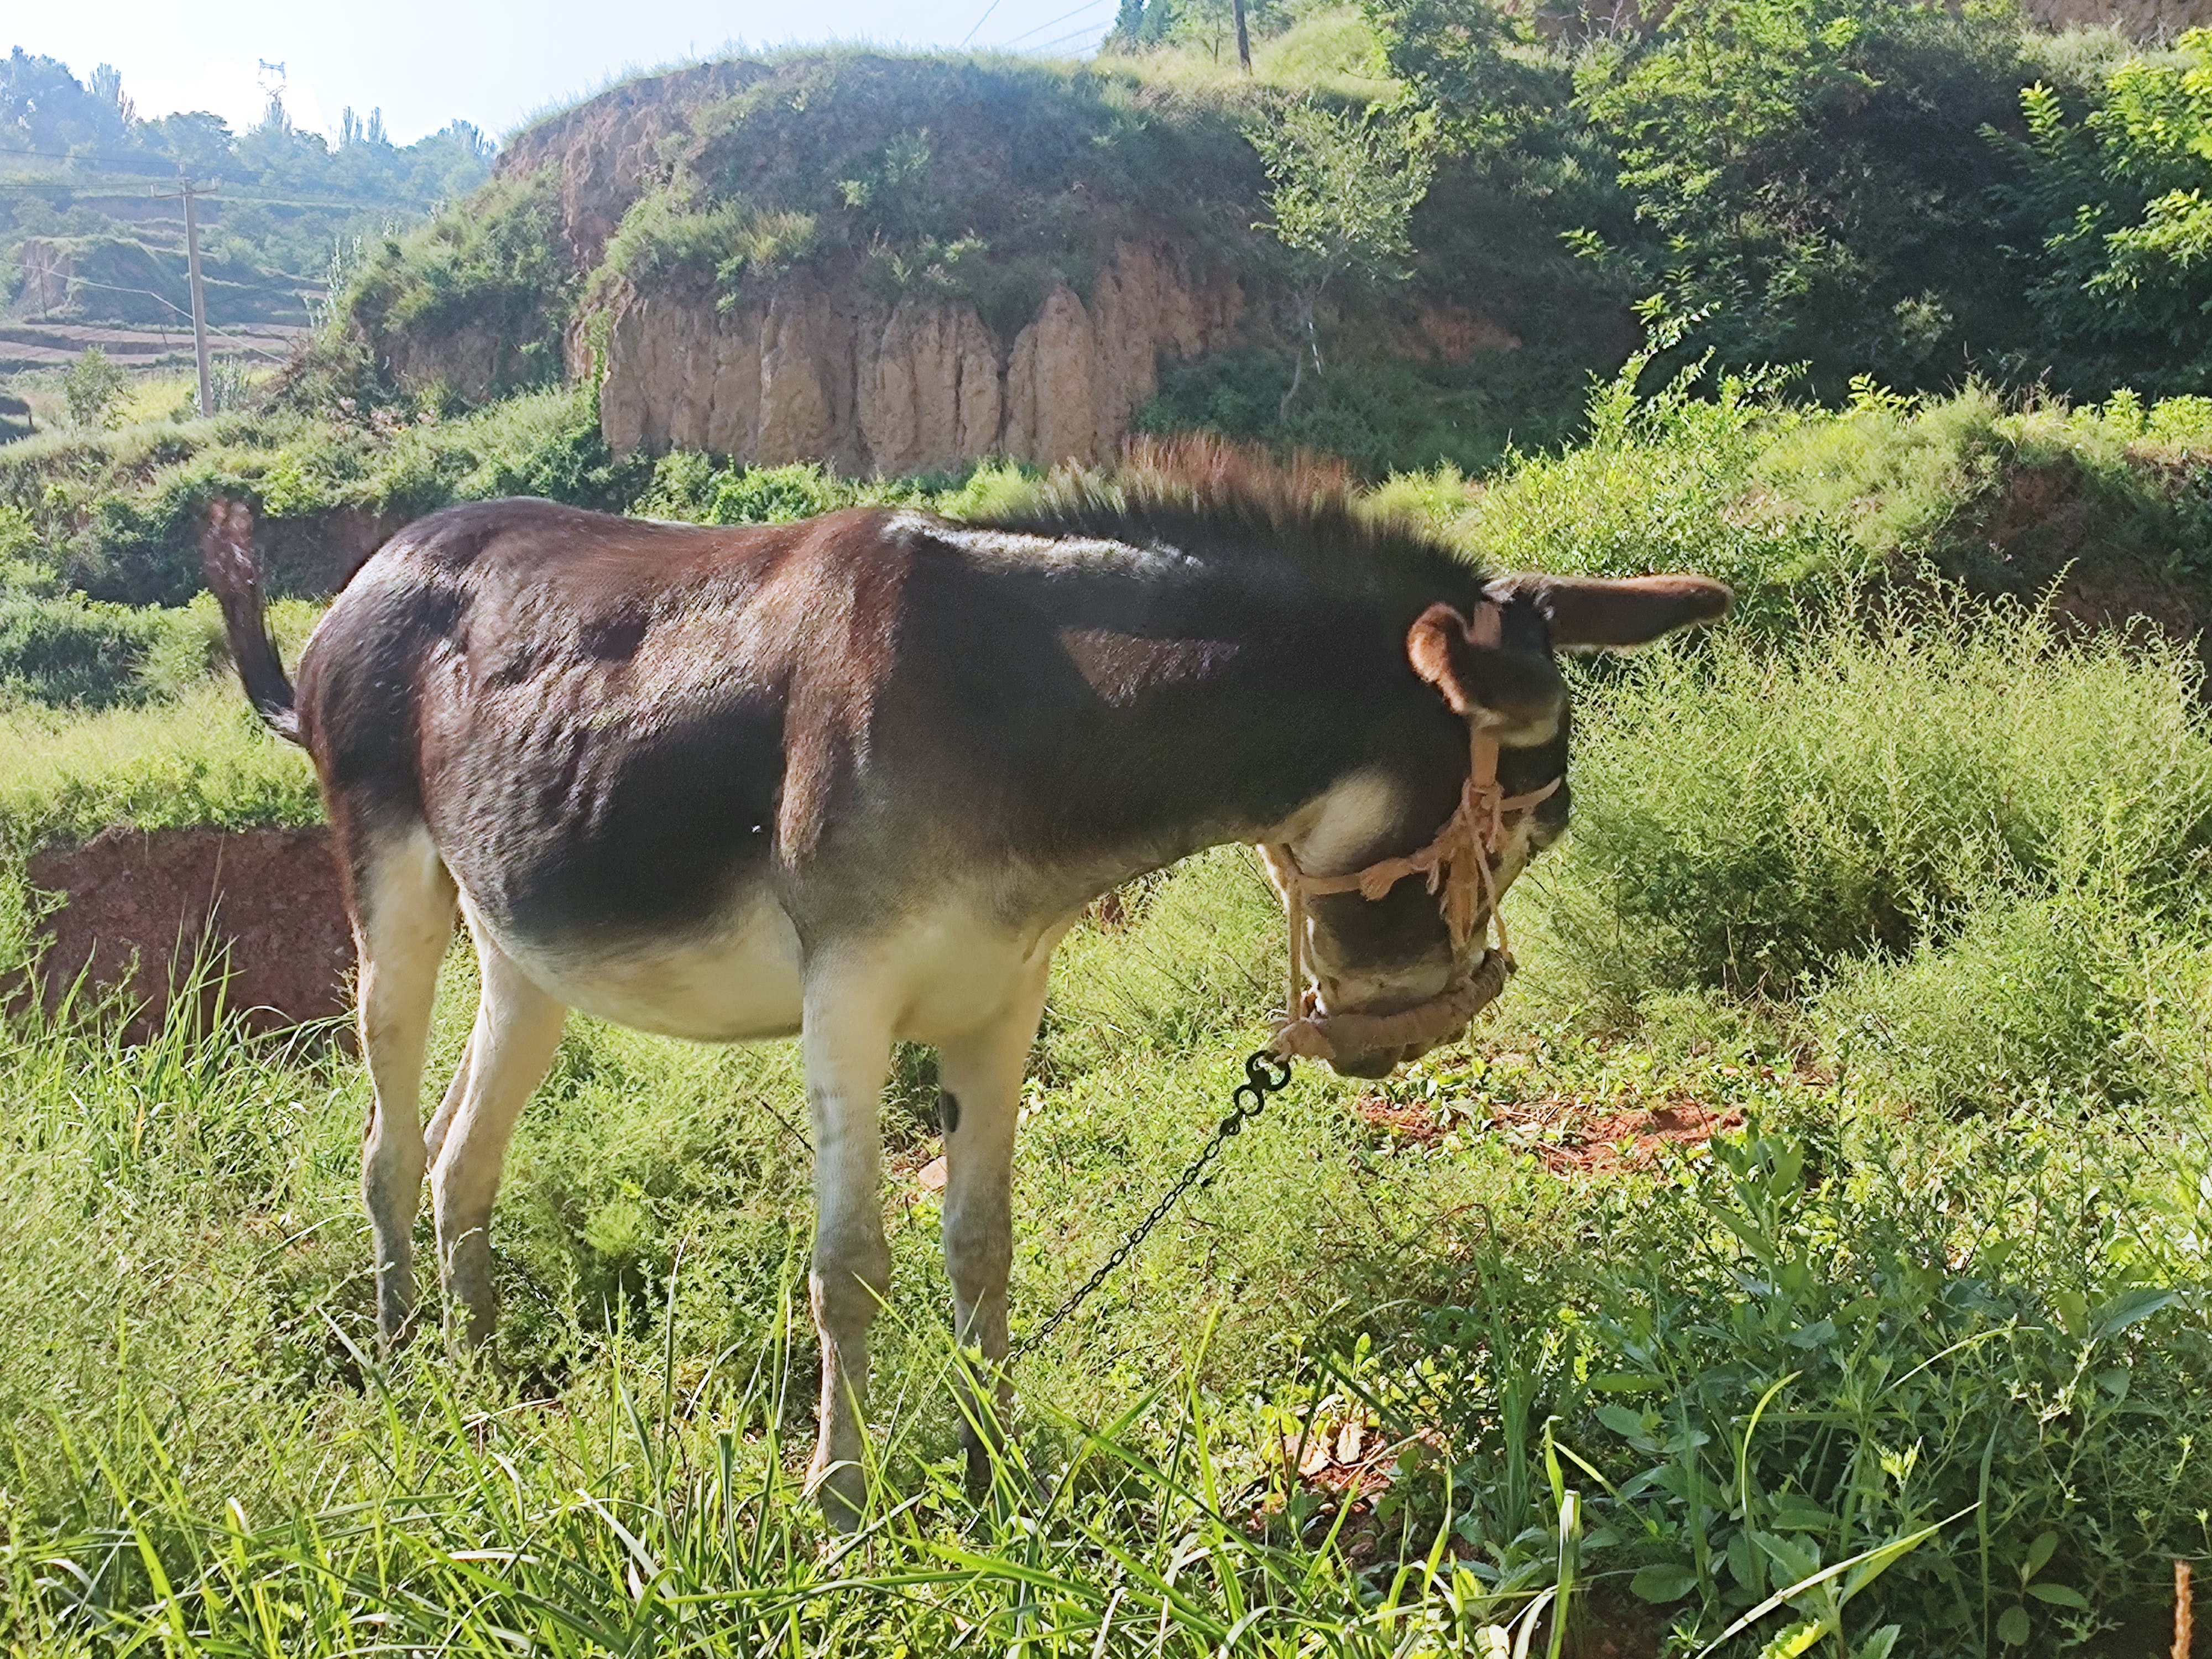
[1267,572,1731,1078]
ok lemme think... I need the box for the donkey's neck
[1020,623,1465,903]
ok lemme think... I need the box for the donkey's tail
[200,498,304,747]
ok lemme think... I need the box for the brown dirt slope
[25,827,353,1043]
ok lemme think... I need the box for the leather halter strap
[1265,601,1562,1062]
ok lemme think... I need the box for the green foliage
[1528,591,2212,1118]
[338,171,577,404]
[1354,1103,2212,1657]
[2004,29,2212,387]
[0,387,649,604]
[0,682,319,851]
[666,55,1269,333]
[0,592,161,707]
[1248,97,1436,280]
[58,347,128,430]
[1140,342,1588,472]
[1360,0,1573,155]
[594,182,820,304]
[1574,0,2039,396]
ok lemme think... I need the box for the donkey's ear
[1485,573,1731,650]
[1406,603,1564,739]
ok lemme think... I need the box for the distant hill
[2,47,493,338]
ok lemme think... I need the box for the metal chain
[1011,1048,1294,1358]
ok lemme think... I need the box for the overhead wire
[998,0,1116,48]
[1031,20,1115,51]
[961,0,1013,47]
[0,179,436,211]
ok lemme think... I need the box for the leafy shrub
[341,170,576,403]
[1572,0,2039,395]
[0,388,651,603]
[1139,344,1588,474]
[630,453,1019,525]
[595,182,821,303]
[60,348,131,430]
[1372,1116,2212,1657]
[1448,351,1841,618]
[2003,29,2212,390]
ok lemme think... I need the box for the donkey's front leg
[800,975,895,1531]
[935,958,1052,1496]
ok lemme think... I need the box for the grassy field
[2,514,2209,1653]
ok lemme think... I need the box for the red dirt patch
[23,826,354,1042]
[1357,1093,1745,1173]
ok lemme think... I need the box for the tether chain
[1011,1049,1294,1358]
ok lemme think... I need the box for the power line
[962,0,1013,48]
[17,270,308,352]
[1031,20,1115,51]
[999,0,1115,48]
[0,143,191,169]
[0,179,436,211]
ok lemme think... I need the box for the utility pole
[181,179,214,419]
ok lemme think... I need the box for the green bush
[0,388,651,604]
[1573,0,2039,397]
[1364,1113,2212,1657]
[1138,343,1589,475]
[630,452,1024,525]
[341,170,577,403]
[2004,28,2212,390]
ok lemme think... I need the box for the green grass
[4,570,2212,1651]
[5,356,2212,1652]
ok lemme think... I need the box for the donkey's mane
[972,435,1486,602]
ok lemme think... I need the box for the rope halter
[1265,601,1562,1065]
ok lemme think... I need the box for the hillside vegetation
[304,4,2212,475]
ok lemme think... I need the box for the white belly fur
[470,891,1074,1048]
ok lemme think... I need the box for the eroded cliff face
[596,242,1244,472]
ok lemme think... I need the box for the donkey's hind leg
[354,825,458,1345]
[936,957,1053,1497]
[430,935,567,1350]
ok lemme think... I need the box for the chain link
[1011,1049,1293,1358]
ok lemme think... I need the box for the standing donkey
[204,441,1728,1524]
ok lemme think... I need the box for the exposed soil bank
[25,826,353,1042]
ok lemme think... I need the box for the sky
[13,0,1119,147]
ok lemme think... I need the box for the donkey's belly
[491,897,806,1042]
[483,890,1077,1050]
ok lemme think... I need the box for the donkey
[204,441,1727,1523]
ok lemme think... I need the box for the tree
[61,348,130,429]
[86,63,134,126]
[2001,28,2212,386]
[1248,99,1437,414]
[1360,0,1570,156]
[1573,0,2036,394]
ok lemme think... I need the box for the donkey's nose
[1331,1046,1410,1079]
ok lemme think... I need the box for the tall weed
[1532,588,2212,1037]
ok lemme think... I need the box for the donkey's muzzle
[1272,951,1515,1073]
